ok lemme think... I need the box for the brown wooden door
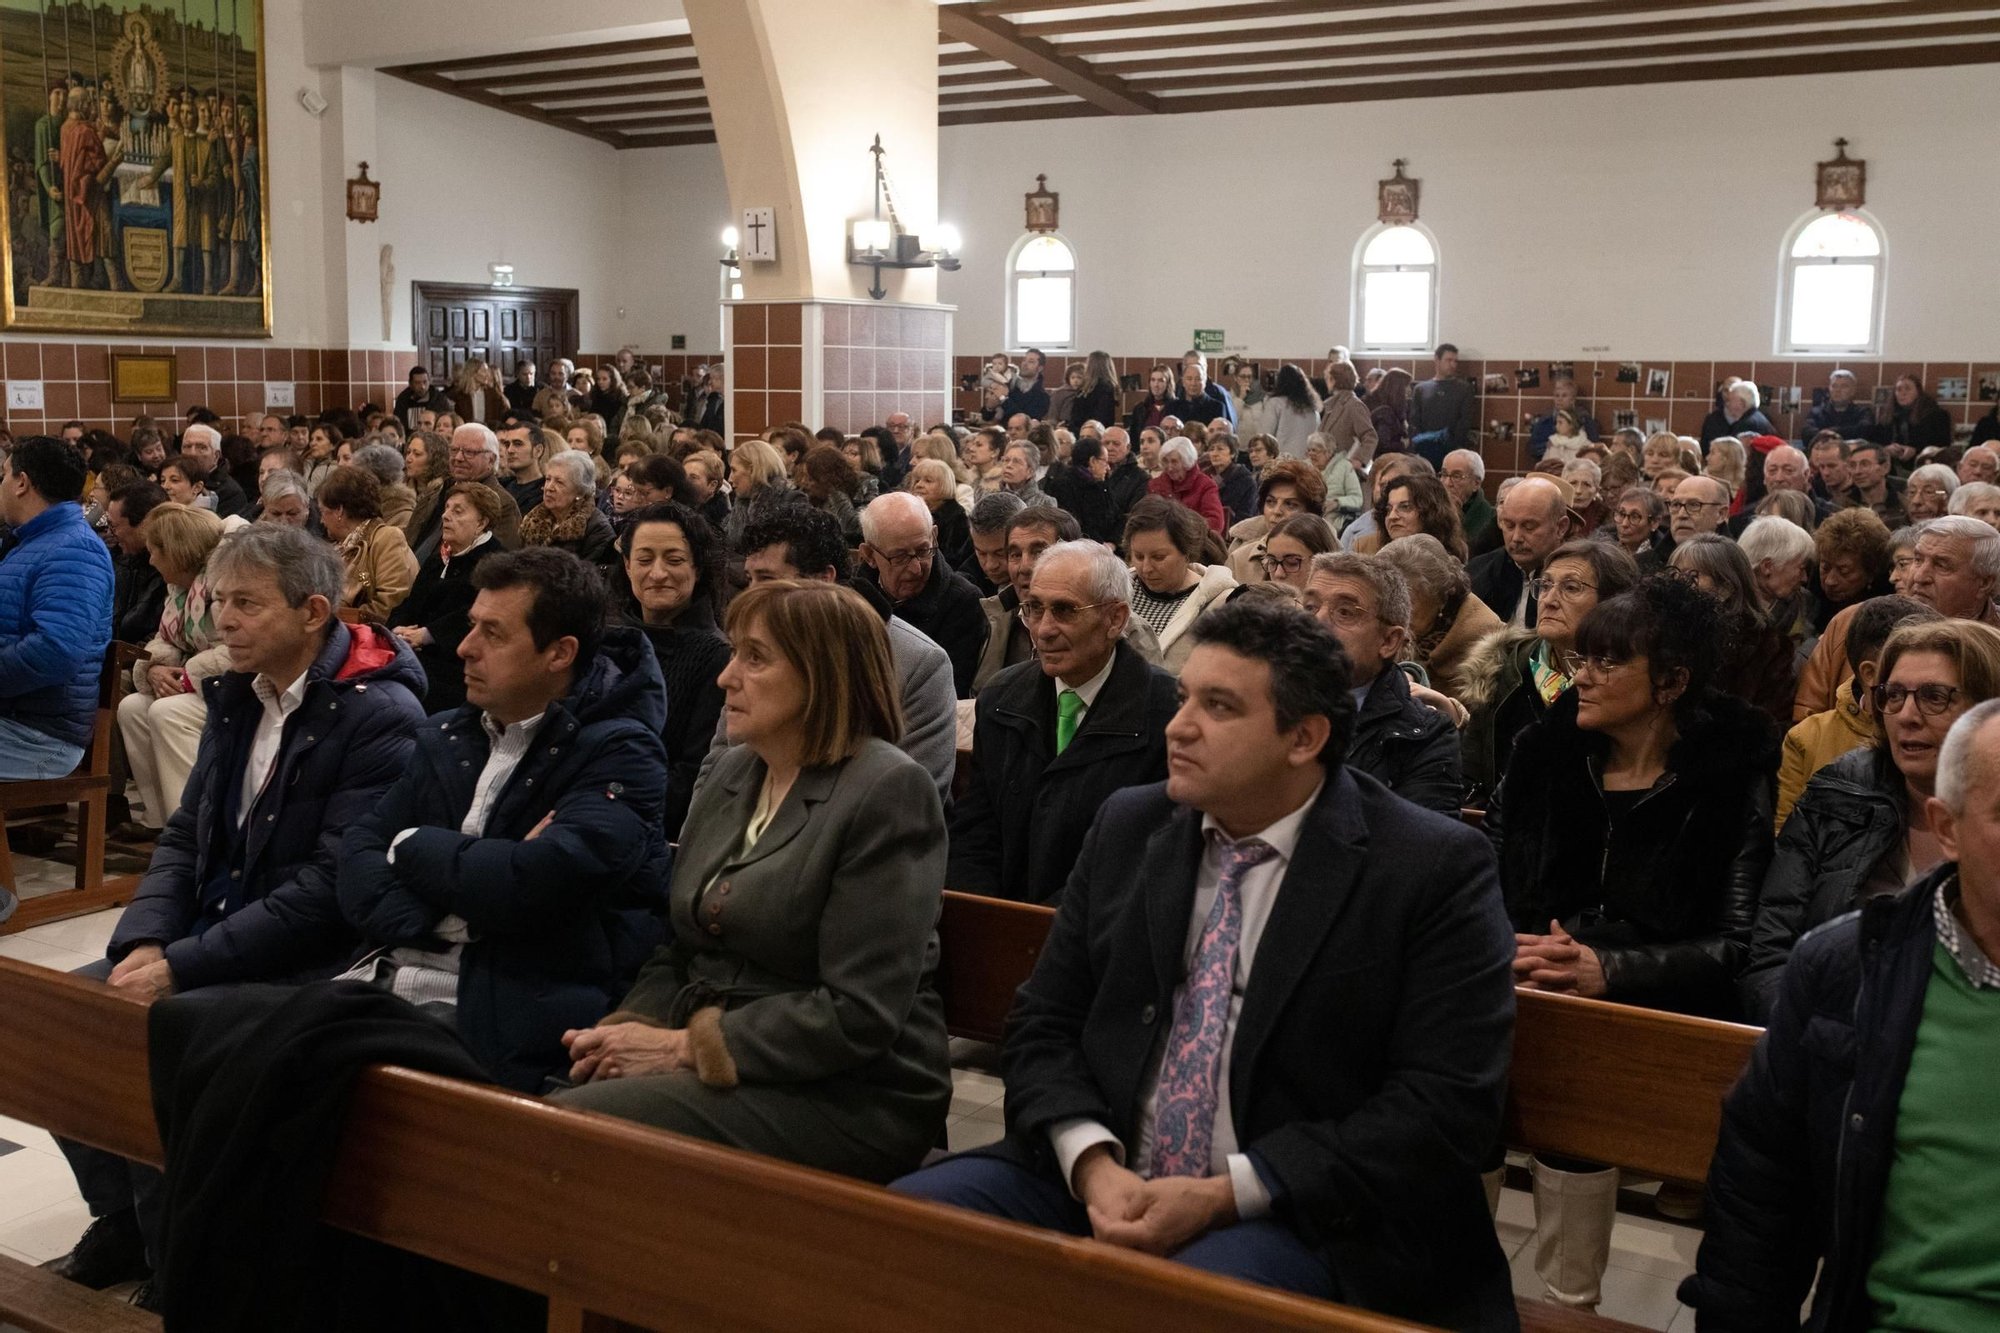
[412,282,578,387]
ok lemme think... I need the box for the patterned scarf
[519,499,591,548]
[1529,639,1572,707]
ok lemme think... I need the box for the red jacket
[1149,466,1226,534]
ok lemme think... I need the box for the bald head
[1762,444,1810,493]
[1498,476,1572,570]
[1671,474,1732,542]
[861,490,940,601]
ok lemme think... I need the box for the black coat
[112,546,166,644]
[632,605,731,842]
[107,623,428,990]
[1123,394,1189,438]
[1487,690,1778,1019]
[1347,665,1462,814]
[1467,548,1534,629]
[1064,382,1121,434]
[338,627,672,1092]
[1875,403,1954,453]
[859,552,988,699]
[1104,457,1152,534]
[932,497,972,570]
[1211,463,1258,526]
[981,772,1519,1332]
[208,470,253,520]
[998,377,1050,423]
[386,539,501,715]
[945,643,1174,904]
[1701,408,1776,445]
[1679,876,1943,1333]
[1740,746,1903,1022]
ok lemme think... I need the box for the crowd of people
[0,339,1994,1333]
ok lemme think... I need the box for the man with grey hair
[955,490,1024,597]
[1441,448,1495,553]
[1906,515,2000,622]
[1955,443,1999,487]
[947,539,1176,904]
[1668,475,1732,548]
[1101,425,1150,529]
[1799,366,1875,442]
[1684,696,2000,1332]
[856,491,987,697]
[178,421,251,518]
[1300,552,1461,812]
[44,523,427,1299]
[411,422,522,563]
[255,468,315,530]
[1468,474,1573,628]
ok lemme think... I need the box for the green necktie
[1055,689,1084,755]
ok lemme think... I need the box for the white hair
[1738,514,1816,569]
[1494,476,1523,503]
[182,423,221,449]
[452,422,499,458]
[1919,515,2000,579]
[1936,697,2000,814]
[1562,458,1600,486]
[259,468,311,506]
[1445,449,1485,482]
[1034,538,1132,606]
[1160,436,1197,469]
[1950,482,2000,517]
[1764,443,1807,472]
[860,490,931,546]
[545,449,597,498]
[1909,463,1959,498]
[1728,381,1761,410]
[1828,369,1857,385]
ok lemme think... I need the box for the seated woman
[798,444,864,546]
[1203,432,1257,523]
[353,442,416,532]
[387,482,504,714]
[1122,496,1238,675]
[158,455,216,513]
[1257,513,1335,593]
[1378,532,1503,699]
[905,458,973,566]
[1811,506,1893,633]
[1605,485,1670,571]
[1743,617,2000,1021]
[554,580,951,1183]
[1458,538,1640,803]
[1738,513,1819,646]
[841,434,885,505]
[318,464,418,620]
[1903,462,1957,523]
[117,502,228,835]
[1377,471,1467,561]
[402,429,446,534]
[618,501,731,841]
[521,450,617,568]
[1488,575,1778,1312]
[1146,436,1226,535]
[1669,534,1798,726]
[1224,458,1328,582]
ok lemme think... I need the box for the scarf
[440,527,494,571]
[519,500,591,548]
[1529,639,1571,707]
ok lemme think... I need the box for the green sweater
[1866,942,2000,1331]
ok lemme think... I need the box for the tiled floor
[0,904,1701,1329]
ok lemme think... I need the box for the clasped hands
[1071,1144,1236,1256]
[1513,918,1607,997]
[561,1022,690,1085]
[106,944,177,1004]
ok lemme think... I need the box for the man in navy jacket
[46,523,425,1298]
[897,598,1517,1331]
[998,348,1051,422]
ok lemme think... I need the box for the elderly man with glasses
[1667,475,1733,549]
[855,492,988,699]
[409,423,524,564]
[947,540,1176,904]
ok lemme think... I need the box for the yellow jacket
[1776,688,1876,832]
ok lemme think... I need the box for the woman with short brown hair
[318,464,418,619]
[554,580,950,1184]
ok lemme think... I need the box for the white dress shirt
[1054,651,1117,732]
[240,671,311,827]
[1049,778,1326,1220]
[343,711,548,1006]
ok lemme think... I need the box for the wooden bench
[0,642,147,935]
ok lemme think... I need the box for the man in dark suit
[1469,475,1572,630]
[896,598,1518,1331]
[856,492,988,699]
[948,540,1175,903]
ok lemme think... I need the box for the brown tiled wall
[821,303,950,436]
[728,302,805,438]
[956,353,2000,489]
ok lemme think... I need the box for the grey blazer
[614,737,953,1156]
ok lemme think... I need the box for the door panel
[415,283,578,407]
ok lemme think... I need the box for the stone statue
[379,243,394,342]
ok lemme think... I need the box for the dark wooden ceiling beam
[1059,0,1992,76]
[1020,0,1585,38]
[389,33,694,77]
[1114,15,2000,90]
[384,67,626,148]
[935,7,1160,114]
[618,129,719,148]
[940,100,1102,126]
[509,76,709,108]
[942,85,1070,107]
[577,110,714,131]
[469,55,701,91]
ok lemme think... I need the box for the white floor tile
[946,1117,1006,1153]
[0,1198,91,1263]
[1509,1242,1687,1330]
[13,908,121,959]
[1607,1210,1703,1281]
[0,1115,59,1158]
[0,936,96,972]
[0,1148,86,1228]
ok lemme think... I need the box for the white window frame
[1350,221,1440,355]
[1776,208,1886,357]
[1005,231,1077,352]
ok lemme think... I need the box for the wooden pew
[0,643,147,935]
[0,957,1474,1333]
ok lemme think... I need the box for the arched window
[1779,211,1884,355]
[1006,233,1075,350]
[1352,223,1438,354]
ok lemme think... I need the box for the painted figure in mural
[33,84,66,285]
[213,98,238,294]
[164,92,199,293]
[232,99,261,296]
[90,91,129,291]
[59,85,110,289]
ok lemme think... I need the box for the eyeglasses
[873,544,936,568]
[448,446,487,458]
[1910,486,1952,500]
[1560,651,1630,678]
[1614,508,1651,523]
[1666,499,1723,515]
[1872,682,1962,716]
[1441,469,1478,483]
[1528,576,1598,601]
[1258,553,1308,575]
[1304,599,1378,629]
[1018,598,1114,627]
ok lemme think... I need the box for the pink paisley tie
[1149,836,1277,1179]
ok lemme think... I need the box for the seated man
[339,548,671,1093]
[857,492,988,698]
[696,504,956,801]
[955,491,1024,597]
[1301,553,1463,813]
[45,523,425,1297]
[0,437,115,814]
[107,479,170,644]
[895,597,1517,1330]
[1683,701,2000,1333]
[947,540,1175,904]
[973,504,1082,691]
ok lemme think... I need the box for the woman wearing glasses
[1742,618,2000,1022]
[1256,514,1335,593]
[1457,539,1640,802]
[1605,486,1671,571]
[1485,575,1779,1313]
[1669,535,1798,727]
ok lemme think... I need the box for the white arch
[1350,221,1440,354]
[1004,231,1078,351]
[1775,208,1887,356]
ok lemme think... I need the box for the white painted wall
[615,142,731,352]
[930,64,2000,361]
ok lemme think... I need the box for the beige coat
[1318,392,1380,470]
[1144,563,1240,676]
[341,518,419,621]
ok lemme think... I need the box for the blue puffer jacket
[338,626,673,1092]
[108,621,429,989]
[0,501,114,748]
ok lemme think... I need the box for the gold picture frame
[110,351,176,402]
[1816,138,1865,211]
[0,0,274,337]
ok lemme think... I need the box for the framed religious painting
[0,0,271,336]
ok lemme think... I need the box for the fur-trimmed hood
[1453,625,1541,712]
